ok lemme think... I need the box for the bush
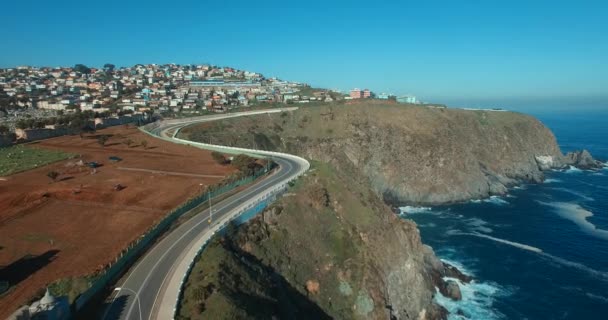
[47,171,59,182]
[211,151,227,165]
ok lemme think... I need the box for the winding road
[102,108,309,320]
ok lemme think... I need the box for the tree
[15,119,28,129]
[47,171,59,182]
[97,135,109,147]
[140,140,148,149]
[0,124,10,134]
[211,151,227,165]
[231,154,261,175]
[74,64,91,74]
[123,138,133,148]
[103,63,115,72]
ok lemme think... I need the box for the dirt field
[0,125,235,317]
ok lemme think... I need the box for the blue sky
[1,0,607,110]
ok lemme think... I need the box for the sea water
[399,111,608,319]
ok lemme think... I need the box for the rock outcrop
[563,149,605,170]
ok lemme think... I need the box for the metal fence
[73,165,274,312]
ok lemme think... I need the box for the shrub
[47,171,59,182]
[97,135,109,147]
[211,151,227,165]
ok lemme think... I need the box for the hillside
[178,162,462,319]
[180,102,565,205]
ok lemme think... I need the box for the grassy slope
[0,144,74,176]
[179,160,415,319]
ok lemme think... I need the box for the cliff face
[181,102,565,205]
[179,162,450,319]
[177,103,569,319]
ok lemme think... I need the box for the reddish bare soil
[0,126,235,317]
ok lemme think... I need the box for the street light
[114,287,142,320]
[207,190,217,224]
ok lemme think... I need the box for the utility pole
[208,190,213,224]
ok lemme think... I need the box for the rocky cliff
[181,102,584,205]
[179,162,461,319]
[177,102,599,319]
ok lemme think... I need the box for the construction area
[0,125,235,318]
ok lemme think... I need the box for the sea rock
[443,262,473,283]
[445,280,462,301]
[563,149,604,170]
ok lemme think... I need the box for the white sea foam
[485,196,509,205]
[455,231,608,282]
[419,222,437,228]
[544,178,562,184]
[537,201,608,241]
[566,165,583,173]
[465,218,493,233]
[461,232,543,253]
[586,292,608,303]
[469,196,508,205]
[434,274,511,320]
[549,187,594,201]
[539,252,608,282]
[399,206,432,215]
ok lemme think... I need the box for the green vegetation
[179,160,394,319]
[49,276,95,304]
[97,135,109,147]
[0,145,74,176]
[210,151,227,165]
[46,170,60,182]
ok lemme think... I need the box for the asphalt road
[102,109,308,320]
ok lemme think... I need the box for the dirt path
[116,167,225,178]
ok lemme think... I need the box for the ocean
[399,110,608,319]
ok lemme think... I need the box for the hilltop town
[0,64,424,143]
[0,64,339,131]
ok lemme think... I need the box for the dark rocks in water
[426,254,472,302]
[443,262,473,283]
[564,149,605,170]
[445,280,462,301]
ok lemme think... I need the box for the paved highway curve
[102,108,309,320]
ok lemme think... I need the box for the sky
[1,0,607,111]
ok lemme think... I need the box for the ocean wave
[419,222,437,228]
[454,231,608,282]
[544,178,562,184]
[539,252,608,282]
[537,201,608,241]
[434,274,511,319]
[460,232,543,253]
[548,187,594,201]
[469,196,509,206]
[566,166,583,173]
[399,206,432,215]
[586,292,608,303]
[465,218,493,233]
